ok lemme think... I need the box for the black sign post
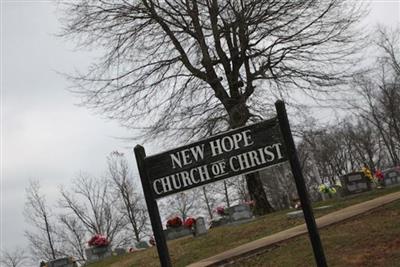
[275,100,327,267]
[134,100,327,267]
[134,145,172,267]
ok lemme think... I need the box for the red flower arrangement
[214,206,226,216]
[166,216,183,228]
[184,217,196,229]
[88,234,109,247]
[375,169,384,181]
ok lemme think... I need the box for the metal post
[275,100,328,267]
[134,145,172,267]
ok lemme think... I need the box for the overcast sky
[1,0,399,256]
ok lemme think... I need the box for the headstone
[383,168,400,186]
[113,247,126,256]
[340,172,371,196]
[211,204,254,228]
[164,226,192,240]
[47,258,77,267]
[209,216,230,228]
[194,217,207,236]
[227,204,253,221]
[135,241,150,249]
[85,246,112,264]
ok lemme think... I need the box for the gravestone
[85,246,112,264]
[340,172,371,196]
[194,217,207,236]
[135,241,150,249]
[164,226,192,240]
[226,204,253,222]
[113,247,126,256]
[210,216,230,228]
[211,204,254,228]
[47,258,77,267]
[383,168,400,186]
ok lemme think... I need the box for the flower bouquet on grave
[362,165,378,185]
[362,166,373,180]
[209,206,232,227]
[184,217,196,229]
[166,216,183,228]
[318,183,337,197]
[244,200,256,211]
[88,234,110,254]
[184,217,197,235]
[214,206,228,217]
[88,234,110,247]
[374,169,385,188]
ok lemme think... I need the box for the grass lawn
[232,198,400,267]
[88,186,400,267]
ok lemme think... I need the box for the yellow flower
[362,167,373,180]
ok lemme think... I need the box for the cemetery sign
[135,100,327,267]
[145,118,287,198]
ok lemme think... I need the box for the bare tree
[350,26,400,166]
[343,119,384,171]
[161,190,202,221]
[107,151,149,242]
[298,124,356,185]
[1,248,28,267]
[229,175,249,204]
[200,176,247,220]
[24,180,60,261]
[61,0,364,214]
[218,176,247,206]
[201,186,216,220]
[376,26,400,77]
[56,215,87,262]
[59,173,128,247]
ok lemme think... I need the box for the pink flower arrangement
[88,234,109,247]
[166,216,183,228]
[214,206,226,216]
[184,217,196,229]
[244,200,255,207]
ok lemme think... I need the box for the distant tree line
[21,152,149,264]
[20,152,253,265]
[298,26,400,185]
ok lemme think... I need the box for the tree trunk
[202,187,213,220]
[245,172,274,215]
[44,215,56,260]
[223,181,231,208]
[228,101,274,215]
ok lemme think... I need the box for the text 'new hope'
[151,129,284,197]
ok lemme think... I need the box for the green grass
[231,198,400,267]
[88,186,400,267]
